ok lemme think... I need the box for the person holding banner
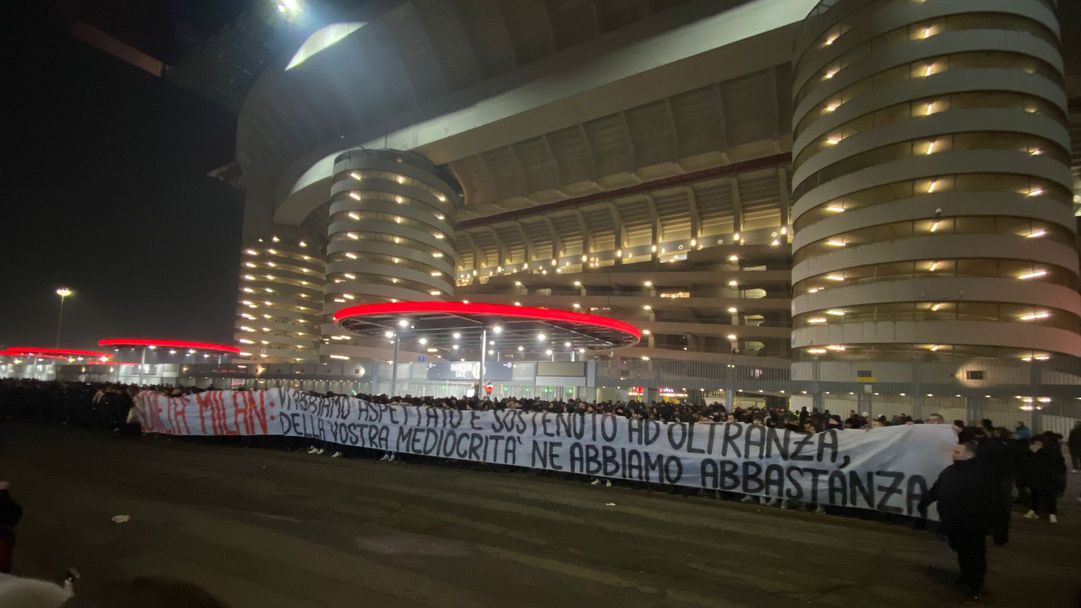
[919,442,995,600]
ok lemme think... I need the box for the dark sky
[2,2,244,349]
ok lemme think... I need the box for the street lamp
[55,287,72,347]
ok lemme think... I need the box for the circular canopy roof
[98,339,241,354]
[335,301,640,357]
[1,347,113,360]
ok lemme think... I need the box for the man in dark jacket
[978,429,1015,545]
[0,481,22,573]
[919,442,995,599]
[1023,436,1067,523]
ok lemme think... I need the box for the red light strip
[334,301,642,340]
[97,338,241,354]
[4,347,113,359]
[0,350,67,360]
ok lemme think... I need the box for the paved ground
[1,423,1078,608]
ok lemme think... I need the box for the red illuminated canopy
[334,301,641,354]
[2,347,113,360]
[98,338,241,354]
[334,301,641,338]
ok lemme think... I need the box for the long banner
[134,389,955,517]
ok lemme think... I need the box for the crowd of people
[1,379,1074,507]
[1,378,1078,601]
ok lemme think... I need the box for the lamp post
[478,328,487,403]
[389,318,409,399]
[55,287,72,347]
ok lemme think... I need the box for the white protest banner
[134,390,282,436]
[137,389,955,516]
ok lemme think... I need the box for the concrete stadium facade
[230,0,1081,420]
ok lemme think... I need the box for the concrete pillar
[965,397,980,426]
[645,387,659,404]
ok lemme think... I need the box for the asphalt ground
[2,422,1078,608]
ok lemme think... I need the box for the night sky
[2,2,244,349]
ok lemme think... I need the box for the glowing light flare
[1018,269,1047,280]
[1019,311,1050,322]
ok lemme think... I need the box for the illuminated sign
[427,361,513,381]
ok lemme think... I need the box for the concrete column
[645,387,659,404]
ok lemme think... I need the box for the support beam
[461,232,485,275]
[576,123,601,184]
[776,165,790,231]
[616,111,639,177]
[663,97,681,159]
[731,178,743,236]
[607,202,624,263]
[539,133,566,192]
[506,143,532,195]
[541,216,562,260]
[685,186,701,243]
[476,152,502,201]
[712,83,730,161]
[484,226,508,265]
[574,209,592,254]
[514,221,533,262]
[643,193,660,250]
